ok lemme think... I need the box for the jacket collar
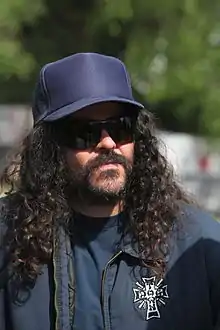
[122,243,140,258]
[120,233,141,259]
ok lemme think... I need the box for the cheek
[65,149,91,170]
[119,142,134,163]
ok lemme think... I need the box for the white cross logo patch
[133,276,169,320]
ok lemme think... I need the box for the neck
[72,201,124,218]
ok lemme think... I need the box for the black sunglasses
[52,115,137,150]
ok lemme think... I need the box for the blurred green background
[1,0,220,136]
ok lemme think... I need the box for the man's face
[64,102,135,204]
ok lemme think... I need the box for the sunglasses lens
[107,121,133,144]
[53,116,136,149]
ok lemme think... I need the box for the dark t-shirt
[73,213,123,330]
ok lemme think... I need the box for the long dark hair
[0,109,191,289]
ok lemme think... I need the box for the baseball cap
[32,52,144,124]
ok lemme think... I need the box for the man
[0,52,220,330]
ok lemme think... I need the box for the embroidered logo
[133,276,169,320]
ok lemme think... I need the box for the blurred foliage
[0,0,220,136]
[0,0,45,77]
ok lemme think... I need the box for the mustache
[85,150,131,173]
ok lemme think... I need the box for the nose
[96,129,116,150]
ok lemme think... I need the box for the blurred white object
[158,130,220,214]
[0,105,32,147]
[159,131,210,177]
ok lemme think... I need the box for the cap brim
[38,96,144,123]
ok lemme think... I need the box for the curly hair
[125,110,191,273]
[0,109,191,291]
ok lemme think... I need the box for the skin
[65,102,135,218]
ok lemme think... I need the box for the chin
[94,180,125,195]
[93,174,124,187]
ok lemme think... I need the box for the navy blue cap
[32,52,144,124]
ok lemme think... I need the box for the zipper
[52,235,59,330]
[101,250,123,330]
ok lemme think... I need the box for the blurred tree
[0,0,45,78]
[1,0,220,136]
[91,0,220,136]
[0,0,126,103]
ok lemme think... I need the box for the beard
[65,150,132,205]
